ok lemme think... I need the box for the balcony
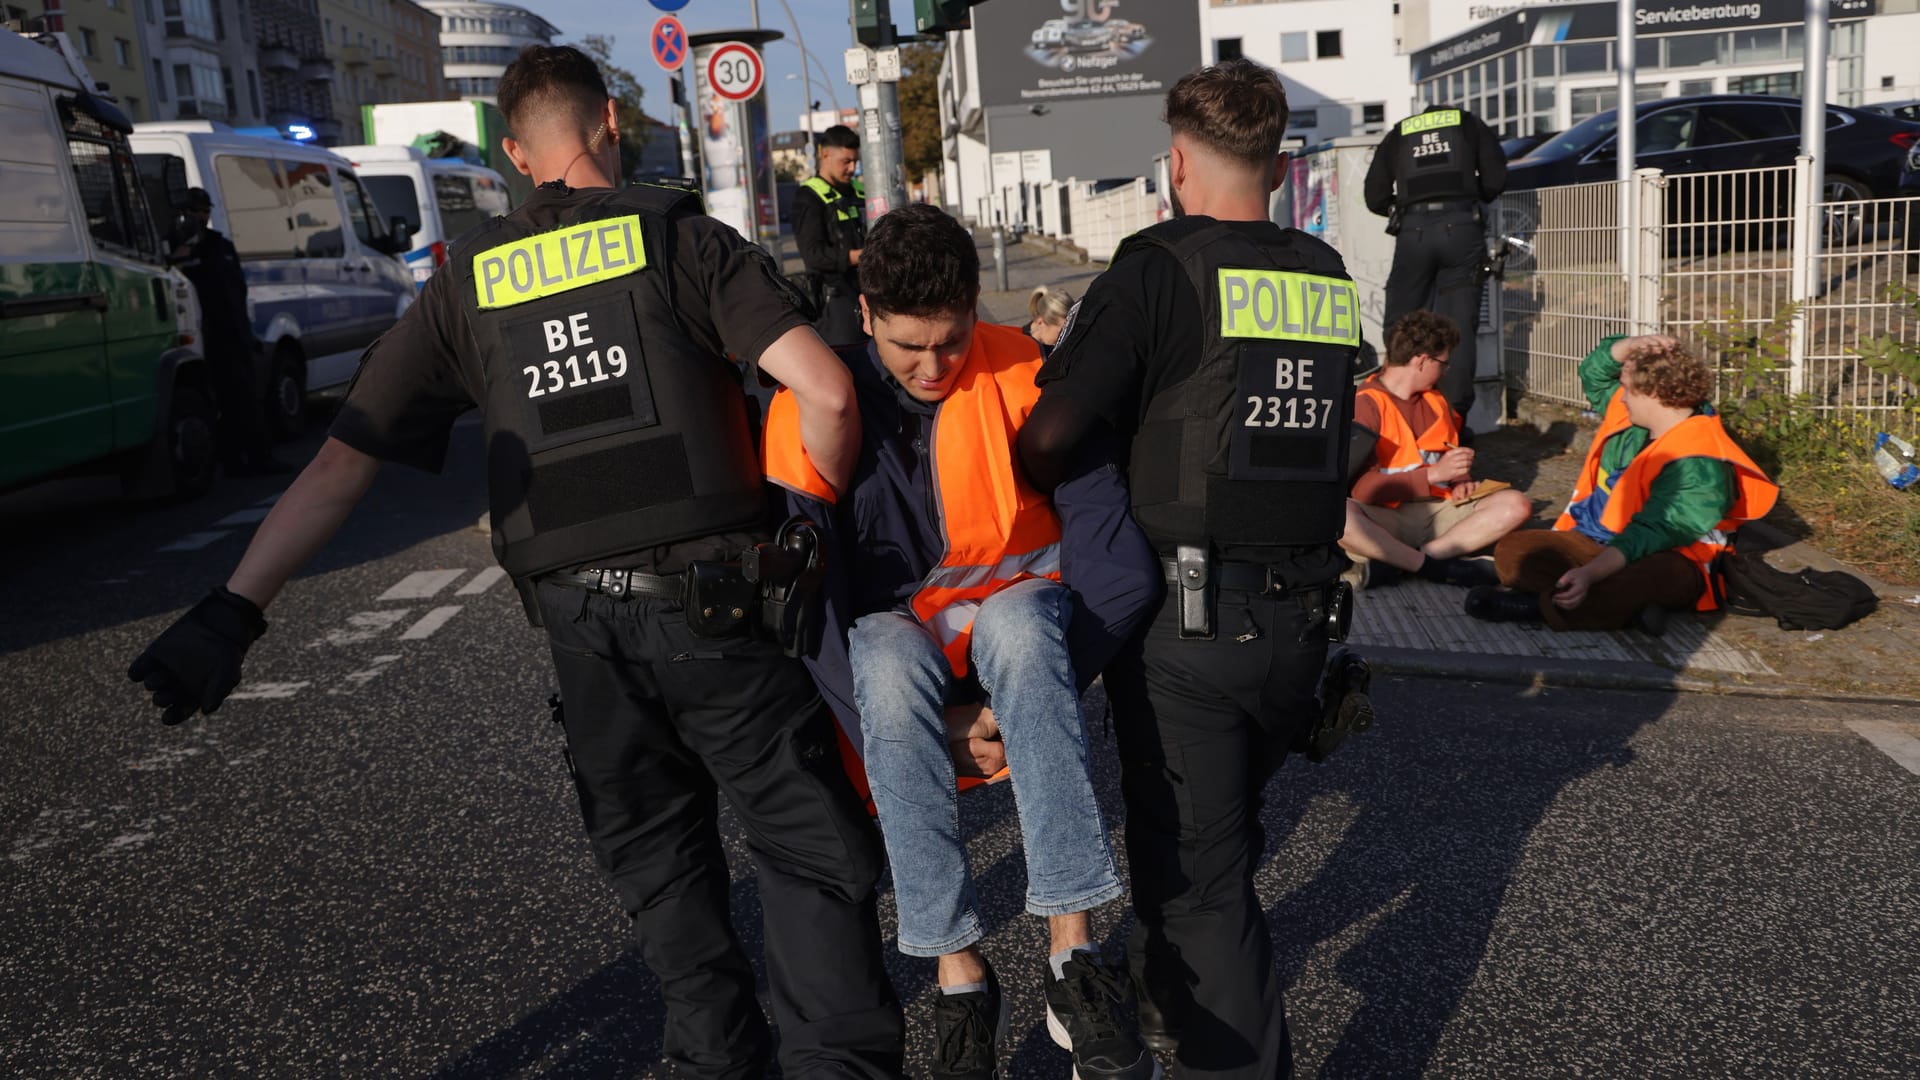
[371,55,397,79]
[299,58,333,82]
[165,19,219,47]
[336,43,369,67]
[259,44,299,72]
[175,97,230,121]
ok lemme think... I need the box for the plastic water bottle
[1873,433,1919,490]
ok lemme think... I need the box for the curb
[1353,644,1920,707]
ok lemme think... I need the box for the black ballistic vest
[453,186,766,580]
[1121,218,1359,549]
[1391,107,1481,204]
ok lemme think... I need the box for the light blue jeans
[849,577,1123,957]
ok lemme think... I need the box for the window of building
[1315,30,1341,59]
[1732,28,1784,64]
[153,59,168,101]
[1362,103,1385,125]
[222,66,235,114]
[1561,42,1607,74]
[1215,38,1242,62]
[114,38,131,67]
[1636,36,1659,69]
[1280,31,1308,63]
[247,68,260,117]
[1885,76,1897,89]
[1729,71,1801,97]
[79,28,97,57]
[1288,108,1317,131]
[1666,32,1725,68]
[1678,78,1715,96]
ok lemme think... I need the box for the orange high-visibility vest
[1594,413,1779,611]
[1354,375,1459,506]
[1554,385,1634,531]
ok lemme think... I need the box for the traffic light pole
[848,0,910,223]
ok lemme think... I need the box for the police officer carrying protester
[1364,102,1506,422]
[790,124,868,346]
[126,46,906,1080]
[1020,59,1369,1079]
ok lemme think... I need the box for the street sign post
[705,41,765,102]
[647,0,689,11]
[650,15,687,72]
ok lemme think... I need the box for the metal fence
[1496,158,1920,431]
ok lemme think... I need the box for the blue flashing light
[286,123,317,142]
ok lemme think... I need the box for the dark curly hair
[1386,310,1462,366]
[1623,338,1714,409]
[858,204,979,319]
[496,45,608,140]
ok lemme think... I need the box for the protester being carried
[1342,310,1529,588]
[1467,334,1779,631]
[762,205,1162,1080]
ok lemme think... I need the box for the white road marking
[229,681,311,700]
[455,566,508,595]
[212,507,271,526]
[158,531,230,552]
[400,605,464,640]
[1847,721,1920,777]
[331,654,401,696]
[378,569,466,601]
[318,610,412,647]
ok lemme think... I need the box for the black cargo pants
[1105,582,1332,1080]
[1382,204,1487,419]
[536,581,904,1079]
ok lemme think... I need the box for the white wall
[1200,0,1416,144]
[1861,10,1920,105]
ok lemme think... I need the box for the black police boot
[1134,990,1180,1055]
[1634,603,1670,637]
[1295,649,1375,763]
[1465,586,1546,623]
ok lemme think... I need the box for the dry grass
[1767,457,1920,586]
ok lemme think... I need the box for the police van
[129,123,416,437]
[338,145,513,287]
[0,29,214,499]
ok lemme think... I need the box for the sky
[527,0,919,131]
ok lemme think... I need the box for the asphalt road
[4,420,1917,1078]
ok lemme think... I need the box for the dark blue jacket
[787,342,1162,743]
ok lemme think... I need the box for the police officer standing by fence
[790,124,868,346]
[126,46,905,1079]
[1020,59,1369,1079]
[1365,102,1506,422]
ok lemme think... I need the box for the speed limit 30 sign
[706,42,765,102]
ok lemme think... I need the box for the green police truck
[1,29,213,499]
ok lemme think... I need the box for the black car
[1505,95,1920,248]
[1501,131,1556,160]
[1507,95,1920,200]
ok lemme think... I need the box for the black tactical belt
[1406,199,1477,213]
[1161,558,1317,599]
[544,568,682,600]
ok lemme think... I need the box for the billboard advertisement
[971,0,1201,109]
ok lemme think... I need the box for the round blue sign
[648,0,690,11]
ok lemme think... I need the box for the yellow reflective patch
[472,214,648,309]
[1216,269,1361,345]
[1399,109,1462,136]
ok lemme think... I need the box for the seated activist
[1467,334,1778,630]
[761,204,1163,1080]
[1341,310,1529,588]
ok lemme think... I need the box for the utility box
[362,100,531,209]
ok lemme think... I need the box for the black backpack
[1714,549,1879,631]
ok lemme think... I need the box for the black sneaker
[1043,952,1163,1080]
[932,963,1011,1080]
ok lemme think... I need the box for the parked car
[1862,99,1920,123]
[1,29,214,499]
[1507,95,1920,248]
[340,144,512,287]
[1501,131,1556,160]
[130,123,416,438]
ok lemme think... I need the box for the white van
[339,145,513,287]
[129,123,416,436]
[1,29,213,499]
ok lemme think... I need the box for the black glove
[127,587,267,726]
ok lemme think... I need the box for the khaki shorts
[1358,498,1485,549]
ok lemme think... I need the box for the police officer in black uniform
[1020,59,1367,1080]
[1364,102,1506,421]
[126,46,904,1080]
[788,124,867,346]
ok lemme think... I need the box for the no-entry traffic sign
[706,41,765,102]
[651,15,687,71]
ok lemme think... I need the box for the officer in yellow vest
[791,124,868,346]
